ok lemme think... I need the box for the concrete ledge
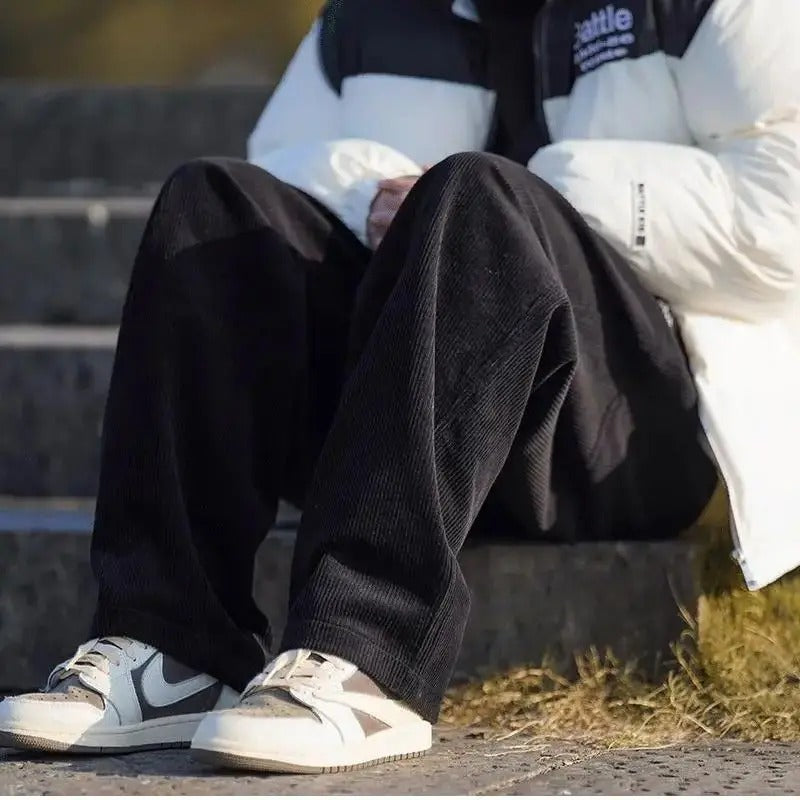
[0,502,697,691]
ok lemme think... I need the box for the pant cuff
[281,616,443,723]
[92,602,265,692]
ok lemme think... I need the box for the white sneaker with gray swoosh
[0,637,238,753]
[191,649,432,773]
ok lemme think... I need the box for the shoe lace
[242,649,340,698]
[46,636,139,695]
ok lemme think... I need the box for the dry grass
[694,529,800,698]
[442,620,800,748]
[442,509,800,748]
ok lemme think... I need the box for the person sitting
[2,0,798,777]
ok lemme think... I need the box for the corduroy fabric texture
[91,153,716,722]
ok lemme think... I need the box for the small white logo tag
[631,180,648,250]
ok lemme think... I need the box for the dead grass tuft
[442,618,800,747]
[442,519,800,748]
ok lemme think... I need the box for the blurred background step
[0,326,115,496]
[0,497,697,693]
[2,86,269,195]
[0,498,298,694]
[1,197,148,324]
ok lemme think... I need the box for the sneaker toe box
[0,692,106,738]
[191,707,339,759]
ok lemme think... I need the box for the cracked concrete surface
[3,729,800,795]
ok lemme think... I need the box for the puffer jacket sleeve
[246,11,424,245]
[529,0,800,323]
[246,19,340,161]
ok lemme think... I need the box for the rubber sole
[0,729,190,755]
[192,746,428,774]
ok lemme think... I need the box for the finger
[378,175,420,191]
[379,174,418,185]
[367,210,396,228]
[367,219,389,250]
[375,192,409,214]
[367,224,381,250]
[377,180,408,193]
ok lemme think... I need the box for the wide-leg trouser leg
[284,153,717,721]
[90,158,369,691]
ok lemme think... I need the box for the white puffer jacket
[526,0,800,589]
[250,0,800,589]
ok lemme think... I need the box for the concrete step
[3,86,268,195]
[0,327,115,497]
[1,198,147,324]
[0,499,697,692]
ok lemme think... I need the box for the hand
[366,174,423,250]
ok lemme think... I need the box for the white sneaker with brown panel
[191,648,432,773]
[0,637,237,753]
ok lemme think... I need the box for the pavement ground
[3,729,800,795]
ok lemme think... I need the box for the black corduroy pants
[91,153,716,722]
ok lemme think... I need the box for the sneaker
[0,637,237,754]
[191,648,432,773]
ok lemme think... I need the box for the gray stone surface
[0,202,147,324]
[0,526,95,694]
[0,328,115,497]
[3,86,268,195]
[510,741,800,795]
[455,537,696,684]
[0,730,585,796]
[0,500,299,692]
[1,499,696,692]
[1,731,799,795]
